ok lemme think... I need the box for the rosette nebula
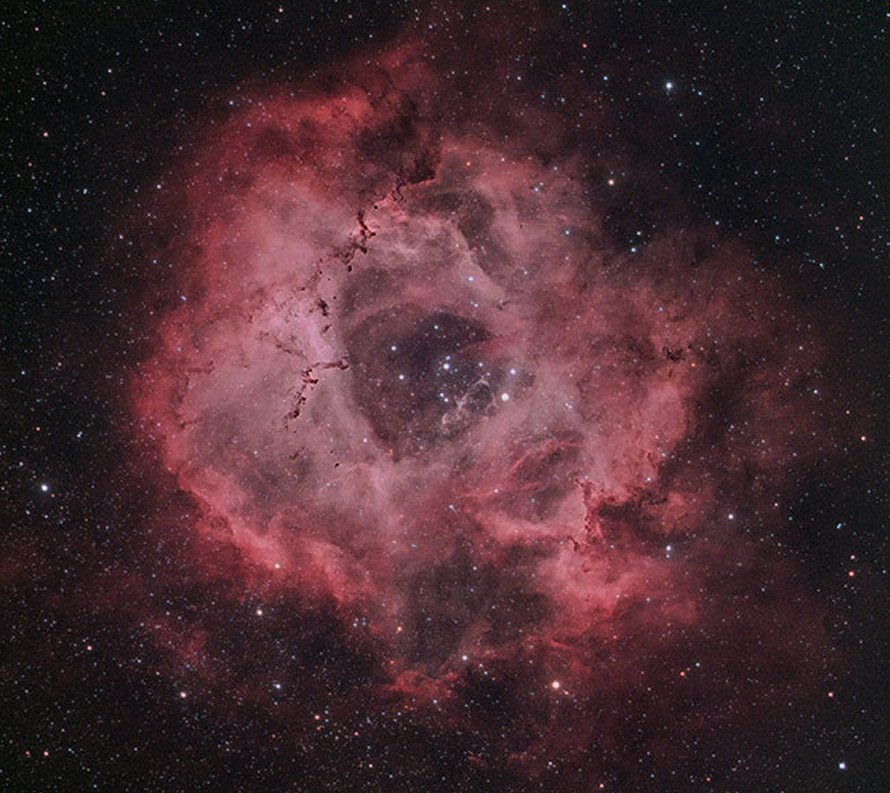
[121,43,840,789]
[13,9,887,790]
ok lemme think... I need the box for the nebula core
[126,41,834,789]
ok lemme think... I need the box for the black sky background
[2,2,889,791]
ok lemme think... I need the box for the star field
[2,3,889,792]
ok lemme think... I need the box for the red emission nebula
[127,41,837,784]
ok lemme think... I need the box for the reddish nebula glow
[128,41,833,780]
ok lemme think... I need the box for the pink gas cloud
[125,41,836,783]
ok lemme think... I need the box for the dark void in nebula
[124,37,838,791]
